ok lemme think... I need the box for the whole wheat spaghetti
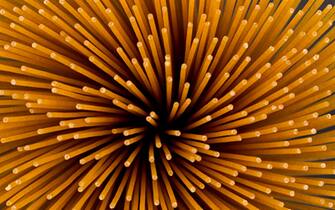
[0,0,335,209]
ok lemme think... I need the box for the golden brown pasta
[0,0,335,209]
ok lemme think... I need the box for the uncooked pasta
[0,0,335,209]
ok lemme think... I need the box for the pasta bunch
[0,0,335,209]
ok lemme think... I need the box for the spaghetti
[0,0,335,209]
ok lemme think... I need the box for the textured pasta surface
[0,0,335,209]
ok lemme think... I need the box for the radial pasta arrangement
[1,0,335,209]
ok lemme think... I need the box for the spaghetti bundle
[0,0,335,209]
